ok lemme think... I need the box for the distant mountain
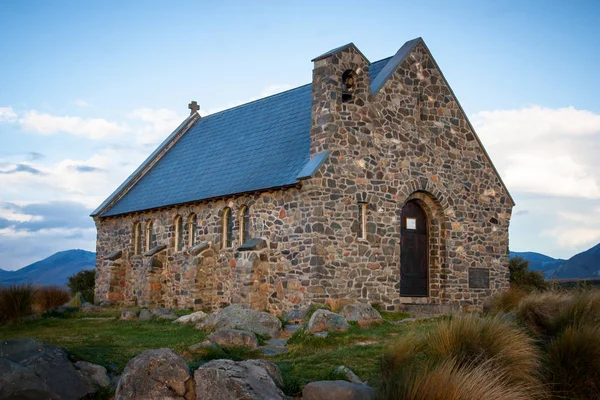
[552,243,600,279]
[510,251,566,277]
[0,250,96,286]
[511,243,600,279]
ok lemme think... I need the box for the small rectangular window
[406,217,417,230]
[358,202,367,239]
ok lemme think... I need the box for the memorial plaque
[469,268,490,289]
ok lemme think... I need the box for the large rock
[151,307,173,317]
[208,329,259,349]
[194,359,286,399]
[120,309,138,321]
[307,310,350,333]
[0,338,95,400]
[196,304,281,338]
[339,303,383,327]
[115,348,195,400]
[303,380,375,400]
[75,361,111,388]
[174,311,207,324]
[80,302,107,313]
[139,308,153,321]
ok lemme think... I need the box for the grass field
[0,310,432,396]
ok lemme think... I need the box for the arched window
[239,206,250,244]
[342,69,357,103]
[133,222,142,255]
[174,215,183,251]
[187,213,197,248]
[145,220,153,252]
[222,207,233,248]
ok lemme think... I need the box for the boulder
[120,310,138,321]
[173,311,207,324]
[333,365,364,385]
[194,359,286,399]
[307,310,350,333]
[208,329,259,349]
[115,348,195,400]
[285,305,310,324]
[196,304,281,338]
[75,361,111,388]
[339,303,383,327]
[157,313,179,321]
[303,380,375,400]
[188,340,216,351]
[80,302,106,313]
[151,307,173,317]
[0,338,95,400]
[138,308,153,321]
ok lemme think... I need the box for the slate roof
[95,51,401,218]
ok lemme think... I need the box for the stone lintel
[106,250,122,261]
[237,237,267,252]
[144,245,167,257]
[188,241,210,256]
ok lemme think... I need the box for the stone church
[92,37,514,313]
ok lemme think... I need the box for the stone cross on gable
[188,101,199,115]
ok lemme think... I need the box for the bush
[509,257,548,292]
[382,316,543,392]
[382,358,544,400]
[546,324,600,398]
[0,283,36,323]
[483,287,527,314]
[67,269,96,303]
[34,285,70,312]
[515,292,571,338]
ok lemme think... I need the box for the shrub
[67,269,96,303]
[483,287,527,314]
[509,256,548,292]
[553,290,600,333]
[382,316,543,390]
[546,324,600,398]
[0,283,36,323]
[382,358,544,400]
[34,285,70,312]
[515,292,571,338]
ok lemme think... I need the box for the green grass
[0,317,205,372]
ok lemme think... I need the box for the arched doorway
[400,200,429,297]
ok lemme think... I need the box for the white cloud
[19,111,128,140]
[74,99,89,108]
[128,108,185,145]
[0,107,17,123]
[543,207,600,248]
[472,105,600,199]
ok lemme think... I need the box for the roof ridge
[202,83,312,120]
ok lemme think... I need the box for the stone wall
[94,41,513,312]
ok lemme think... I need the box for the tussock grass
[34,285,70,313]
[381,316,545,398]
[0,283,36,323]
[546,324,600,398]
[483,287,527,314]
[382,358,545,400]
[515,292,571,337]
[553,290,600,332]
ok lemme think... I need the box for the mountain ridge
[511,242,600,279]
[0,249,96,286]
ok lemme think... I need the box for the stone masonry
[93,40,513,313]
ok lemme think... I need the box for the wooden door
[400,201,428,297]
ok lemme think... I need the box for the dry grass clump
[0,283,36,323]
[483,287,527,314]
[546,324,600,399]
[553,290,600,332]
[381,316,546,398]
[384,358,544,400]
[34,285,70,313]
[515,291,571,337]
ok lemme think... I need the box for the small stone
[307,309,350,333]
[157,313,178,321]
[333,365,364,385]
[188,340,215,350]
[120,310,137,321]
[138,309,153,321]
[303,380,375,400]
[75,361,111,388]
[173,310,207,324]
[208,329,259,349]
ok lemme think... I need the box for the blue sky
[1,0,599,269]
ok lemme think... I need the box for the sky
[1,0,599,269]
